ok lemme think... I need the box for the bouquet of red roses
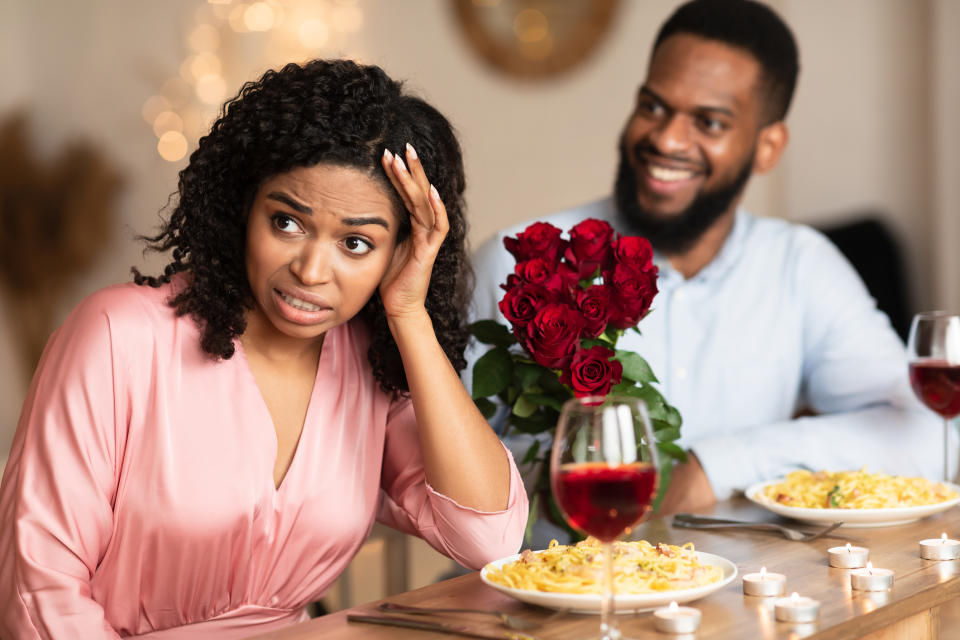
[470,218,684,539]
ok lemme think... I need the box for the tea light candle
[742,566,786,596]
[828,542,869,568]
[919,533,960,560]
[653,601,701,634]
[774,592,820,623]
[850,562,894,591]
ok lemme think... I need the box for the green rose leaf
[513,393,539,418]
[656,441,688,462]
[469,320,516,347]
[473,397,497,419]
[472,347,512,399]
[523,393,566,412]
[616,351,658,384]
[521,439,541,465]
[515,362,545,390]
[510,410,556,434]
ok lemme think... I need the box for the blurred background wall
[0,0,958,461]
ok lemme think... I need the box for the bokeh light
[157,131,188,162]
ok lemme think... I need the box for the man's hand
[657,452,717,516]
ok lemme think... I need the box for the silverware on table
[347,613,543,640]
[378,601,540,631]
[672,513,845,542]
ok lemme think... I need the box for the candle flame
[942,532,948,543]
[791,592,799,603]
[845,542,852,552]
[866,561,873,574]
[760,566,767,579]
[669,601,678,612]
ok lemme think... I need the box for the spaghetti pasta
[484,538,724,594]
[760,469,957,509]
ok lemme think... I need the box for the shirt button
[674,289,686,302]
[675,368,688,380]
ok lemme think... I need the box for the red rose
[576,285,613,338]
[540,262,580,301]
[564,218,614,278]
[607,263,658,329]
[523,303,584,369]
[504,222,567,264]
[499,283,553,338]
[560,345,623,398]
[612,235,655,270]
[514,257,554,285]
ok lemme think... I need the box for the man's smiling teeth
[647,165,696,182]
[280,293,322,312]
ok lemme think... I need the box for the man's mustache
[631,141,709,175]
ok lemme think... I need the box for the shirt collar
[652,208,753,285]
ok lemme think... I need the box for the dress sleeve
[376,398,528,570]
[0,293,125,639]
[692,230,943,500]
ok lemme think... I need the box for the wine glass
[550,396,659,640]
[907,312,960,481]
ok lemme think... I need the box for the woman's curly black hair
[133,59,471,394]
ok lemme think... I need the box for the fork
[672,514,844,541]
[377,601,545,631]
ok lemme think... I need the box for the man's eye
[344,236,373,255]
[271,214,302,234]
[638,100,664,117]
[698,116,726,134]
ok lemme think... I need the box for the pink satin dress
[0,281,527,638]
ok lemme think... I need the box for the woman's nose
[289,243,332,285]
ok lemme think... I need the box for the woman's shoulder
[64,279,185,343]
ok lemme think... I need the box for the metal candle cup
[850,562,894,591]
[653,601,701,634]
[742,566,786,596]
[828,543,869,568]
[919,533,960,560]
[774,592,820,623]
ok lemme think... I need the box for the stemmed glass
[907,312,960,481]
[550,396,659,640]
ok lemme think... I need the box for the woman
[0,59,527,638]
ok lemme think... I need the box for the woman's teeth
[281,293,322,312]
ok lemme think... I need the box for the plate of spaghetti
[747,469,960,528]
[480,538,736,614]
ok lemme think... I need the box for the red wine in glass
[907,312,960,481]
[555,462,658,542]
[909,360,960,419]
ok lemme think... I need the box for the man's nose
[648,113,694,156]
[289,243,332,285]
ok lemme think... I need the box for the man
[467,0,944,518]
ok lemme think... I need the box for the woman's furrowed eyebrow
[341,216,391,230]
[266,192,312,214]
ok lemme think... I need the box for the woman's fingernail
[429,184,440,200]
[383,148,393,161]
[394,154,407,173]
[406,142,418,160]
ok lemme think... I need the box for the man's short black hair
[654,0,800,124]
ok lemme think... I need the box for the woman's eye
[271,214,303,234]
[344,236,373,255]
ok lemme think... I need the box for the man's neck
[662,208,738,280]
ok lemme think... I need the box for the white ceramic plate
[746,480,960,528]
[480,550,737,614]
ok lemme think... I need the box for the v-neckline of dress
[234,326,335,495]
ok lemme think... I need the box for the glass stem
[599,540,620,640]
[945,418,951,483]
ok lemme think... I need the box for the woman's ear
[753,121,789,175]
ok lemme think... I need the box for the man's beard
[614,142,754,254]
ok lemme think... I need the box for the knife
[347,613,542,640]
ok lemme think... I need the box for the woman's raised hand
[378,144,449,320]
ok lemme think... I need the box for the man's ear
[753,121,789,175]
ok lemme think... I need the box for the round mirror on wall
[452,0,621,79]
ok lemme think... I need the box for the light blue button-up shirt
[467,197,946,501]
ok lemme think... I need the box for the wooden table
[251,499,960,639]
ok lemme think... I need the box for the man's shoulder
[743,212,838,258]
